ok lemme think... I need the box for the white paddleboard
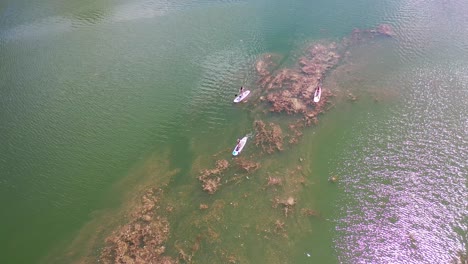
[234,90,250,103]
[232,136,248,156]
[313,85,322,103]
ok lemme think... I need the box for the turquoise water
[1,0,467,263]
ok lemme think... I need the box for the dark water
[0,0,466,263]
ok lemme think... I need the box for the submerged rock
[235,157,261,173]
[285,197,296,206]
[267,176,282,186]
[328,175,338,183]
[202,177,221,194]
[254,120,284,154]
[100,188,176,264]
[301,208,319,217]
[376,24,395,37]
[198,159,230,194]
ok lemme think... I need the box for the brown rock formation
[376,24,395,37]
[100,188,176,264]
[254,120,284,154]
[198,159,230,194]
[235,157,260,173]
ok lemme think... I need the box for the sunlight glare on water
[331,0,468,262]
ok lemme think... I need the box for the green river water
[1,0,467,263]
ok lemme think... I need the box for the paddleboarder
[235,138,241,151]
[233,87,250,103]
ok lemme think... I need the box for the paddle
[235,86,245,97]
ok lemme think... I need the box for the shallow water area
[1,0,467,263]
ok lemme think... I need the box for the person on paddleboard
[235,138,241,151]
[315,80,321,93]
[239,86,244,95]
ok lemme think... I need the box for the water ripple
[334,62,467,263]
[186,45,254,131]
[0,0,191,42]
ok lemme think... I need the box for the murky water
[1,0,466,263]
